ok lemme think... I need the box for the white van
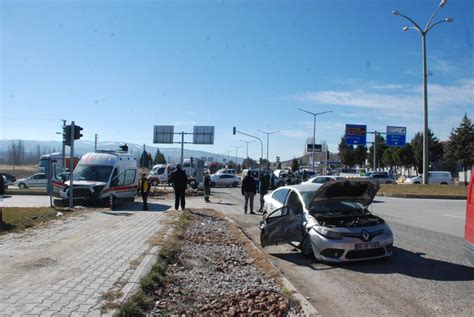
[52,150,139,207]
[405,171,453,185]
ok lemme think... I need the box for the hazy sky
[1,0,473,160]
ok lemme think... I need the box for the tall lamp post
[257,130,279,164]
[232,146,241,168]
[240,139,256,159]
[393,0,453,184]
[298,109,333,171]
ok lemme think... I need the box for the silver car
[260,179,394,262]
[14,173,48,188]
[210,174,241,187]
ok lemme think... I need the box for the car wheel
[152,180,159,186]
[18,183,27,189]
[232,182,239,187]
[440,182,448,185]
[414,182,421,184]
[386,181,391,184]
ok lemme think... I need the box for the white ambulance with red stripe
[52,150,139,207]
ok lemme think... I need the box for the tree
[410,129,444,174]
[368,134,387,169]
[382,148,395,170]
[397,143,415,171]
[153,148,167,165]
[291,158,299,172]
[242,158,258,169]
[445,114,474,185]
[354,145,368,167]
[338,137,356,167]
[139,150,152,168]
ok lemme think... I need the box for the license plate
[355,242,380,251]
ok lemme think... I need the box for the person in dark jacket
[241,172,257,214]
[170,164,188,210]
[138,173,151,211]
[203,171,211,203]
[258,172,270,212]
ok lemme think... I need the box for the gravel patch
[150,211,302,315]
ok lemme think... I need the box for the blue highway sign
[386,126,406,147]
[345,124,367,145]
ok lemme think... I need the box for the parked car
[216,168,236,175]
[367,172,396,184]
[0,172,17,185]
[465,165,474,265]
[14,173,48,188]
[404,171,453,185]
[260,179,394,262]
[210,174,241,187]
[303,176,343,185]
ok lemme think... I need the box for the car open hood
[309,179,380,207]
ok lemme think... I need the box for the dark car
[0,172,17,185]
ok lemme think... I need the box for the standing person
[241,172,257,214]
[203,171,211,203]
[170,164,188,210]
[258,172,270,212]
[138,173,151,211]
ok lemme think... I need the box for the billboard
[345,124,367,145]
[307,144,322,153]
[153,125,174,144]
[193,126,215,144]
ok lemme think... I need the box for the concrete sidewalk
[0,201,171,317]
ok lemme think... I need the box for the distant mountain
[0,139,245,164]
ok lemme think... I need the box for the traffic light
[74,125,83,140]
[276,156,280,163]
[190,157,194,167]
[64,125,72,146]
[233,127,236,135]
[327,151,330,160]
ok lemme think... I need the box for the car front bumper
[309,229,394,263]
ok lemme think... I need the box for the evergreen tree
[291,158,299,172]
[368,134,387,169]
[445,114,474,185]
[410,129,444,174]
[338,137,356,167]
[354,145,368,167]
[153,148,167,165]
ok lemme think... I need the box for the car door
[265,188,290,214]
[51,164,68,197]
[260,205,304,247]
[37,174,48,187]
[29,174,41,187]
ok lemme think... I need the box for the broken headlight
[314,226,343,240]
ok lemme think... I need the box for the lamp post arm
[425,4,443,31]
[397,13,423,33]
[427,19,451,33]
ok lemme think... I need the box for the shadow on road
[341,246,474,281]
[113,202,171,212]
[270,247,474,281]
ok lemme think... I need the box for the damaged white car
[260,179,394,262]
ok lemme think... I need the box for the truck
[39,152,79,173]
[52,150,139,208]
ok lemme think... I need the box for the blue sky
[1,0,473,161]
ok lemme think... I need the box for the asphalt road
[209,188,473,317]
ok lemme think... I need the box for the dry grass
[0,207,59,233]
[0,164,38,179]
[379,184,468,197]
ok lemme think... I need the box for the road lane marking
[443,214,465,220]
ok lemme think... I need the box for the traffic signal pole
[69,121,75,209]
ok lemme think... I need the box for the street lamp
[232,146,241,167]
[298,109,333,171]
[257,130,279,164]
[240,139,256,159]
[393,0,453,184]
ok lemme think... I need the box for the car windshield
[309,200,367,217]
[300,191,316,208]
[73,165,113,182]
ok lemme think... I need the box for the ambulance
[52,150,139,208]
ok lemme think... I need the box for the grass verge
[379,184,467,197]
[115,211,192,317]
[0,207,60,234]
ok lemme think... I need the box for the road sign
[307,144,322,153]
[345,124,367,145]
[386,126,406,147]
[153,125,174,143]
[193,126,215,144]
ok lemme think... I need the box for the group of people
[138,164,188,211]
[241,171,270,214]
[138,166,272,215]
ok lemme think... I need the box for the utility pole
[61,119,66,168]
[257,130,279,163]
[368,131,386,171]
[240,139,256,159]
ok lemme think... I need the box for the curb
[225,217,321,317]
[6,190,48,196]
[378,193,466,200]
[118,226,176,303]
